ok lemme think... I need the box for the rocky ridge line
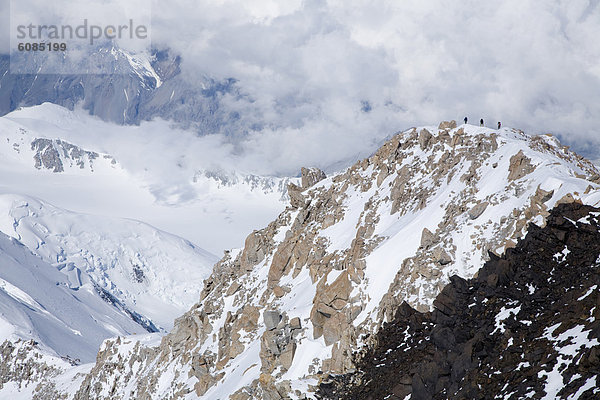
[318,202,600,399]
[4,121,600,399]
[68,122,600,399]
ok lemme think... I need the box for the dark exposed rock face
[32,138,64,172]
[319,202,600,400]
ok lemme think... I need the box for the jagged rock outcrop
[420,227,437,249]
[508,150,535,180]
[31,138,108,173]
[6,123,600,399]
[0,340,75,399]
[288,167,327,209]
[418,128,433,150]
[287,183,307,209]
[301,167,327,189]
[4,126,117,174]
[319,202,600,400]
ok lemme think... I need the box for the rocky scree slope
[10,121,600,399]
[318,202,600,400]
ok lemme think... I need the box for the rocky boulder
[508,150,535,180]
[420,228,436,249]
[438,120,457,130]
[287,183,306,209]
[468,201,489,220]
[301,167,327,189]
[263,311,281,331]
[418,129,433,150]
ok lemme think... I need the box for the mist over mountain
[3,0,600,175]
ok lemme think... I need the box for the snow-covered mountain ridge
[319,202,600,399]
[1,46,239,133]
[0,103,294,254]
[3,120,600,399]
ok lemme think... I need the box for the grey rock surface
[468,201,489,220]
[263,310,281,331]
[0,48,242,136]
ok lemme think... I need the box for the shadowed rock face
[319,202,600,400]
[0,50,241,135]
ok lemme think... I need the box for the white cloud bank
[152,0,600,172]
[5,0,600,173]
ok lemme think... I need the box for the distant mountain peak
[0,45,239,131]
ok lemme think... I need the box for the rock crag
[319,202,600,400]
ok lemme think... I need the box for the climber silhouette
[497,121,501,129]
[464,117,468,124]
[480,119,484,127]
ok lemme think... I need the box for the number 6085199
[17,42,67,51]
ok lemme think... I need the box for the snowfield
[0,104,292,372]
[0,230,147,362]
[0,103,291,255]
[0,193,218,331]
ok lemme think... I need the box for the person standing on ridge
[480,118,484,127]
[464,117,468,124]
[497,121,501,129]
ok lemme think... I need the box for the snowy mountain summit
[2,121,600,399]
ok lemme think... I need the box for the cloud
[4,0,600,173]
[160,0,600,171]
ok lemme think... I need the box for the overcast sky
[2,0,600,174]
[153,0,600,172]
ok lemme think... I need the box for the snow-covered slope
[0,103,292,254]
[29,121,599,399]
[0,193,218,331]
[0,105,222,331]
[0,102,296,396]
[0,230,148,362]
[320,202,600,399]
